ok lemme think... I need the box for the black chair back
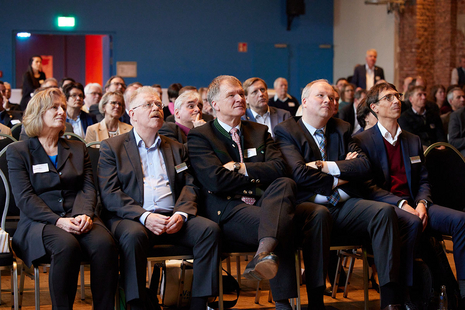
[424,142,465,212]
[10,123,22,141]
[0,143,20,236]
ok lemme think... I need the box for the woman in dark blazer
[7,88,118,310]
[20,55,46,111]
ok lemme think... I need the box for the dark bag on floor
[208,268,240,309]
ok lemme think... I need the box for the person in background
[59,77,75,93]
[268,77,300,116]
[152,84,163,102]
[451,55,465,88]
[41,78,58,90]
[85,91,132,143]
[20,55,46,111]
[164,83,183,120]
[104,76,126,94]
[339,89,367,135]
[199,87,214,117]
[354,99,378,135]
[83,83,103,113]
[441,87,465,136]
[352,49,385,90]
[7,87,118,310]
[339,83,355,110]
[0,81,21,112]
[429,85,451,115]
[63,83,97,139]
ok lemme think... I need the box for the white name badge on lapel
[175,162,188,173]
[410,156,421,164]
[288,102,296,107]
[33,163,49,174]
[246,148,257,158]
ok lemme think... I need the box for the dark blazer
[274,117,370,203]
[242,106,291,137]
[352,125,431,207]
[268,95,300,116]
[159,122,187,144]
[352,64,385,90]
[398,107,446,147]
[7,138,97,266]
[89,104,103,122]
[0,110,22,128]
[187,119,287,222]
[338,102,356,131]
[448,107,465,156]
[98,130,198,233]
[66,110,98,136]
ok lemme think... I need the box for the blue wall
[1,0,333,98]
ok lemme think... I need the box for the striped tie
[315,129,340,206]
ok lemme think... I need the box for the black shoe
[243,252,279,281]
[403,301,417,310]
[370,274,380,293]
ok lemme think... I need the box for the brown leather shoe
[381,304,402,310]
[243,252,279,281]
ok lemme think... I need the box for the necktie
[230,128,256,205]
[315,129,340,206]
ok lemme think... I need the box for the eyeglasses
[132,101,163,111]
[111,82,126,88]
[70,94,84,99]
[375,92,402,104]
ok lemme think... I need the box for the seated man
[398,86,446,149]
[268,77,300,116]
[98,86,220,310]
[442,87,465,136]
[188,75,311,310]
[274,79,405,310]
[241,77,291,138]
[353,82,465,306]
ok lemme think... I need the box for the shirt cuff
[416,199,428,209]
[174,211,188,222]
[397,199,407,209]
[332,177,339,189]
[139,211,151,225]
[326,161,340,177]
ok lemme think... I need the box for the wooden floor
[0,240,455,310]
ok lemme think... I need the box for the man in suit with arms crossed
[188,75,323,310]
[242,77,291,138]
[274,79,404,310]
[353,82,465,306]
[98,86,220,310]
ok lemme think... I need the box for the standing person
[7,87,118,310]
[20,55,46,111]
[85,91,132,143]
[98,86,220,310]
[352,49,385,90]
[64,83,97,139]
[451,55,465,88]
[268,77,300,116]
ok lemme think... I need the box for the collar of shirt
[302,119,326,143]
[250,107,270,120]
[411,106,426,116]
[66,114,81,122]
[274,93,292,102]
[377,122,402,146]
[134,129,161,150]
[217,118,241,136]
[365,64,375,73]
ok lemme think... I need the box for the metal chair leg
[254,281,261,304]
[218,259,224,310]
[34,266,40,310]
[332,250,343,298]
[235,256,241,286]
[80,264,85,300]
[11,261,18,310]
[343,256,356,298]
[363,248,369,310]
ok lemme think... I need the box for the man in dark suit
[188,75,317,310]
[449,106,465,156]
[398,86,446,149]
[338,89,366,134]
[274,79,405,310]
[98,86,220,310]
[352,49,385,90]
[353,82,465,306]
[241,77,291,138]
[268,77,300,116]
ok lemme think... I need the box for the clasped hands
[56,214,93,234]
[401,202,428,231]
[145,213,184,235]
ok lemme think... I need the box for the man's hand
[306,161,330,173]
[416,202,428,231]
[166,214,184,234]
[400,203,420,217]
[56,217,82,234]
[74,214,93,234]
[345,152,358,160]
[193,113,206,128]
[223,161,246,175]
[145,213,169,235]
[337,179,348,186]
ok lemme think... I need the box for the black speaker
[287,0,305,16]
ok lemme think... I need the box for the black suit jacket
[352,65,385,90]
[338,102,356,131]
[187,119,287,222]
[448,107,465,156]
[7,138,97,266]
[159,122,187,144]
[398,107,446,147]
[98,130,198,233]
[352,125,432,207]
[274,117,370,203]
[242,106,292,137]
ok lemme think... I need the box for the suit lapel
[373,127,391,185]
[124,131,144,193]
[56,139,71,172]
[245,109,256,122]
[160,138,177,197]
[98,121,108,141]
[269,107,279,131]
[400,132,413,195]
[298,119,322,160]
[29,137,58,173]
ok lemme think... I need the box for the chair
[0,144,20,236]
[0,166,19,310]
[0,134,17,155]
[63,132,86,143]
[10,123,22,141]
[424,142,465,211]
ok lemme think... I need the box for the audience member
[0,92,21,127]
[430,84,451,115]
[339,89,367,134]
[355,99,378,134]
[199,87,214,117]
[164,83,183,120]
[0,81,20,112]
[242,77,291,138]
[104,75,126,94]
[20,55,46,111]
[41,78,58,89]
[85,91,132,143]
[398,86,446,149]
[451,55,465,88]
[353,82,465,307]
[98,86,220,310]
[335,78,348,94]
[83,83,103,113]
[268,77,300,116]
[441,87,465,136]
[274,79,403,310]
[151,84,163,101]
[339,83,355,110]
[59,77,75,93]
[352,49,385,90]
[63,82,97,138]
[7,87,118,310]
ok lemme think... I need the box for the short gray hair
[447,87,463,103]
[128,86,161,109]
[207,75,242,105]
[174,90,202,111]
[301,79,330,102]
[84,83,102,95]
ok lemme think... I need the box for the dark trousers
[113,216,220,304]
[220,177,297,301]
[42,223,118,310]
[328,198,400,286]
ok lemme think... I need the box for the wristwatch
[315,160,323,171]
[233,162,241,172]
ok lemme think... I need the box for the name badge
[33,163,49,174]
[288,102,296,107]
[245,148,257,158]
[410,156,421,164]
[175,162,188,173]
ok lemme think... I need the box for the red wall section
[85,35,103,86]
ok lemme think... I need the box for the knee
[376,203,397,220]
[199,220,221,244]
[54,236,82,261]
[273,177,297,192]
[118,226,148,252]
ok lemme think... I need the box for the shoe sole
[243,259,278,281]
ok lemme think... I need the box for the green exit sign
[58,17,75,27]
